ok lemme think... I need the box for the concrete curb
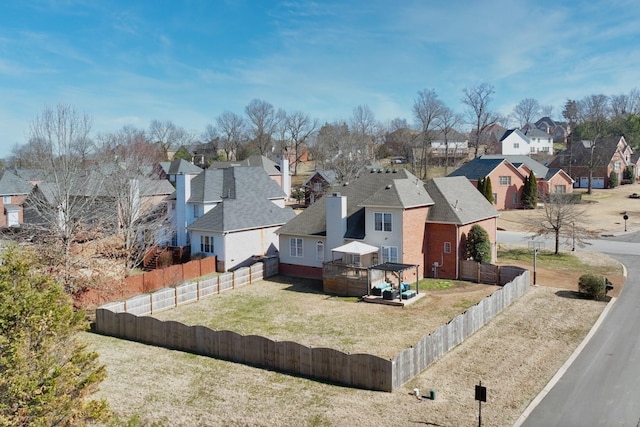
[512,265,626,427]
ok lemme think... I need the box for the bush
[466,224,492,263]
[578,273,606,300]
[157,251,174,268]
[609,171,619,188]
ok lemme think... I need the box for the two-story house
[0,170,33,227]
[301,170,337,206]
[549,136,634,189]
[277,169,498,294]
[170,166,296,272]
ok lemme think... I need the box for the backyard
[84,246,623,426]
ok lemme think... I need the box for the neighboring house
[429,130,469,162]
[169,166,296,272]
[487,129,534,156]
[277,168,498,292]
[0,170,33,227]
[301,170,337,206]
[534,117,570,143]
[447,157,524,210]
[157,159,203,185]
[522,127,554,155]
[209,155,292,198]
[481,155,574,198]
[549,136,634,189]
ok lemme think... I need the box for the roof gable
[0,170,33,196]
[425,177,499,225]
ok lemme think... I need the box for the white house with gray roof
[170,166,295,271]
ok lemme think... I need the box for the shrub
[578,273,606,300]
[466,224,492,263]
[609,171,619,188]
[157,251,174,268]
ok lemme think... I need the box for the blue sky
[1,0,639,159]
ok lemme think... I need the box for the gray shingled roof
[0,170,33,196]
[302,170,337,187]
[209,155,282,176]
[425,177,499,225]
[164,159,203,175]
[447,157,507,180]
[187,166,294,233]
[277,168,432,239]
[481,155,548,179]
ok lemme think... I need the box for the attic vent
[392,169,397,173]
[386,169,391,173]
[332,192,341,197]
[343,181,349,186]
[385,184,392,189]
[377,169,382,173]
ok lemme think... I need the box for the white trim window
[374,212,392,232]
[200,235,214,253]
[290,238,303,257]
[499,176,511,186]
[444,242,451,254]
[193,205,200,218]
[3,195,10,204]
[382,246,398,263]
[316,241,324,262]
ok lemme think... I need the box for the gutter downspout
[455,224,460,279]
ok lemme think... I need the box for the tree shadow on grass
[266,275,325,295]
[555,290,612,303]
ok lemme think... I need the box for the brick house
[0,170,33,227]
[276,169,498,294]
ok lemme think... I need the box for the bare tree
[284,111,318,175]
[24,104,97,291]
[244,99,283,156]
[512,98,541,127]
[540,104,554,118]
[216,111,246,161]
[577,94,610,194]
[314,121,369,182]
[149,119,193,160]
[438,105,462,175]
[531,194,594,255]
[350,105,380,161]
[95,127,171,272]
[462,83,500,158]
[413,89,445,178]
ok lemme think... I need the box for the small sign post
[623,213,629,232]
[528,241,545,285]
[475,381,487,427]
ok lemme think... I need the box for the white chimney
[280,157,291,198]
[175,172,194,246]
[325,192,347,256]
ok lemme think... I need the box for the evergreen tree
[0,246,109,426]
[484,176,494,204]
[466,224,492,263]
[477,177,485,194]
[522,170,538,209]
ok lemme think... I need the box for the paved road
[500,231,640,426]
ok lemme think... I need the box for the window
[499,176,511,186]
[381,246,398,263]
[351,254,361,266]
[542,146,550,153]
[444,242,451,254]
[513,193,518,205]
[530,147,536,153]
[554,185,566,193]
[290,238,303,257]
[614,161,621,171]
[493,193,498,205]
[193,205,200,218]
[2,196,10,204]
[513,143,519,149]
[374,212,392,232]
[200,235,214,253]
[316,241,324,262]
[313,182,322,191]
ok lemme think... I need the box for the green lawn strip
[497,247,620,275]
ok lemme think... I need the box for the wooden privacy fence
[100,262,267,316]
[95,267,529,392]
[459,260,525,285]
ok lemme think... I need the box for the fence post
[174,286,178,307]
[232,270,235,289]
[217,275,220,294]
[197,280,200,301]
[149,293,153,314]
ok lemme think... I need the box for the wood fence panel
[177,282,198,305]
[126,294,151,316]
[200,256,217,276]
[182,260,200,281]
[164,265,183,287]
[250,263,263,282]
[219,272,234,292]
[199,277,218,297]
[234,267,251,288]
[143,269,164,292]
[151,288,175,313]
[217,330,243,362]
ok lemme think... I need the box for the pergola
[366,262,419,296]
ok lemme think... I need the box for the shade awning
[331,241,379,255]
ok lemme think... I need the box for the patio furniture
[383,289,400,300]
